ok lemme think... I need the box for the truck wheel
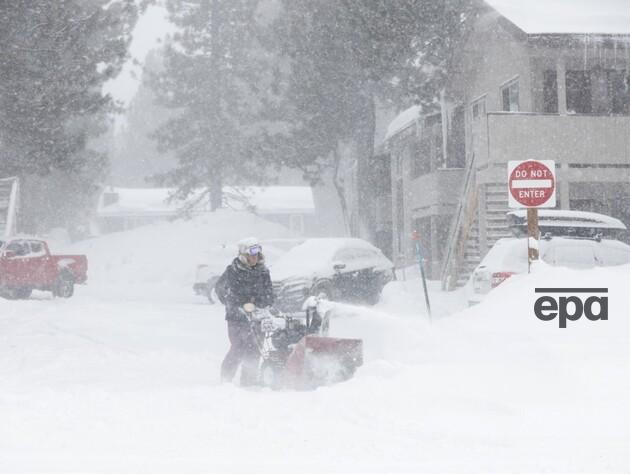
[54,274,74,298]
[1,289,19,300]
[14,288,32,299]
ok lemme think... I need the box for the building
[95,186,317,235]
[383,1,630,287]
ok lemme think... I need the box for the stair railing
[440,153,478,290]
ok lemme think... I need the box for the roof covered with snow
[98,186,315,217]
[225,186,315,214]
[485,0,630,35]
[384,105,421,141]
[507,209,627,230]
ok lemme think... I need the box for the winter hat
[237,237,262,256]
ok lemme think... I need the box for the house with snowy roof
[95,186,316,235]
[383,0,630,288]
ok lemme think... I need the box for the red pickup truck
[0,238,87,299]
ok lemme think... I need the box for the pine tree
[151,0,284,211]
[268,0,477,236]
[0,0,137,234]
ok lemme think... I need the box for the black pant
[221,320,260,385]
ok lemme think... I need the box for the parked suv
[467,236,630,305]
[271,238,395,312]
[467,209,630,305]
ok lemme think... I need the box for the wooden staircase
[440,154,479,290]
[483,183,512,253]
[441,165,514,290]
[456,213,480,287]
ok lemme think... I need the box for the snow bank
[66,209,297,300]
[2,208,630,472]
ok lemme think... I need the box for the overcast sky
[103,3,175,107]
[487,0,630,34]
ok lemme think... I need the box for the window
[447,105,466,168]
[597,246,630,266]
[28,241,45,256]
[501,79,520,112]
[471,97,486,120]
[410,141,430,179]
[550,244,596,269]
[354,249,375,262]
[566,70,592,113]
[334,248,357,263]
[6,240,29,257]
[434,133,444,168]
[606,69,630,114]
[543,70,558,113]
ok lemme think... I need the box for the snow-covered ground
[1,210,629,473]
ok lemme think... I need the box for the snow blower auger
[240,296,363,390]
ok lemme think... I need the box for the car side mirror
[3,250,15,259]
[333,261,346,272]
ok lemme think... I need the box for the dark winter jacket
[215,256,274,321]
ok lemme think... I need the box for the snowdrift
[2,209,629,472]
[66,209,297,299]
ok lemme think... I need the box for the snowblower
[241,296,363,389]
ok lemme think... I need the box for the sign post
[508,160,556,272]
[411,231,432,322]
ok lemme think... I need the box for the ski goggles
[245,244,262,256]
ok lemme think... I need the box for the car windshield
[271,240,343,280]
[478,239,529,274]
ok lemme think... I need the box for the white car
[468,236,630,305]
[271,238,395,312]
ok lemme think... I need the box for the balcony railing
[483,112,630,167]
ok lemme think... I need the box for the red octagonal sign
[508,160,556,208]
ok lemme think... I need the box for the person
[215,237,274,385]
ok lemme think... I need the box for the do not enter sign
[508,160,556,208]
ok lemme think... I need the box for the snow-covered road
[1,211,629,473]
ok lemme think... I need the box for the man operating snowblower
[215,237,274,386]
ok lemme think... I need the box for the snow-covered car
[468,236,630,305]
[193,238,304,303]
[271,238,395,312]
